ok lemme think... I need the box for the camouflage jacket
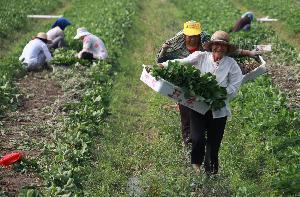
[156,31,211,63]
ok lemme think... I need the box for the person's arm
[238,49,262,57]
[157,43,170,63]
[98,48,108,59]
[156,32,184,63]
[83,37,92,51]
[161,51,203,68]
[226,61,243,99]
[41,44,52,62]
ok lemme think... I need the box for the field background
[0,0,299,196]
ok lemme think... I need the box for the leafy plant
[151,61,227,110]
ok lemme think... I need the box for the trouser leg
[206,114,227,174]
[26,53,48,72]
[25,62,43,72]
[178,104,191,145]
[190,109,208,164]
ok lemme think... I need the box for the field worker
[74,27,108,60]
[157,21,209,146]
[19,32,52,72]
[156,20,264,147]
[160,31,243,175]
[229,11,254,33]
[47,17,71,49]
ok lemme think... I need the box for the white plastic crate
[140,56,266,113]
[140,66,209,113]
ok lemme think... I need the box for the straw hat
[204,31,236,53]
[74,27,91,39]
[35,32,52,43]
[183,21,202,36]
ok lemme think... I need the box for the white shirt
[47,26,64,40]
[79,34,108,60]
[162,51,243,118]
[19,39,52,65]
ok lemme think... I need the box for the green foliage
[36,0,139,196]
[239,0,300,34]
[0,58,23,116]
[151,61,227,110]
[0,0,65,40]
[51,48,90,67]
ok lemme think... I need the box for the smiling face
[185,35,200,49]
[211,42,228,61]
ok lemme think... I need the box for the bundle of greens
[150,61,227,110]
[51,49,90,67]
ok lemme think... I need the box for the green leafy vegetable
[151,61,227,110]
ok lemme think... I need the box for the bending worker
[74,27,108,60]
[229,11,254,33]
[47,17,72,49]
[19,32,52,72]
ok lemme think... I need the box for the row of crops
[1,0,138,196]
[0,0,65,40]
[37,0,139,195]
[0,0,69,117]
[171,0,300,195]
[238,0,300,34]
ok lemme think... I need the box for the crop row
[238,0,300,34]
[0,0,68,116]
[34,0,138,195]
[0,0,65,40]
[171,0,299,195]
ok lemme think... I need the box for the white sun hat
[74,27,91,39]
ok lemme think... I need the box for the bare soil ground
[268,64,300,108]
[0,71,64,196]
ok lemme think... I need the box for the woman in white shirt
[19,32,53,72]
[161,31,243,175]
[74,27,108,60]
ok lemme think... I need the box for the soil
[0,71,64,196]
[267,64,300,108]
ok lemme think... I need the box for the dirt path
[0,71,66,196]
[87,0,231,195]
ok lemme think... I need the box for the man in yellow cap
[156,21,210,146]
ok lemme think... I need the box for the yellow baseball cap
[183,21,201,36]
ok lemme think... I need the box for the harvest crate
[140,56,266,112]
[140,66,209,113]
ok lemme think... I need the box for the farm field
[0,0,299,196]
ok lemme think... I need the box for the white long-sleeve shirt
[162,51,243,118]
[79,34,108,60]
[19,39,52,65]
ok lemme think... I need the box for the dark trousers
[190,110,227,174]
[178,104,191,145]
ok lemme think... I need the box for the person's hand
[161,43,171,52]
[145,66,151,72]
[176,103,180,112]
[158,63,165,69]
[249,50,263,57]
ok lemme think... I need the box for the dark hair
[81,52,95,61]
